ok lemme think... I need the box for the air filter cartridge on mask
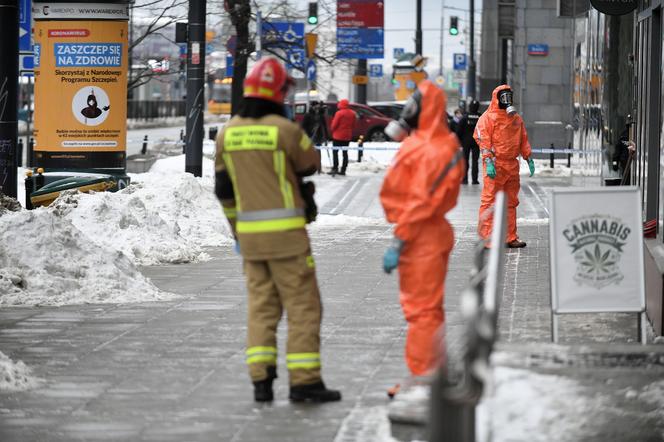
[506,105,517,116]
[384,89,423,141]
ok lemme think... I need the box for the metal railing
[126,100,186,121]
[429,191,507,442]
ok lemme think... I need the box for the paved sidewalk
[0,174,652,441]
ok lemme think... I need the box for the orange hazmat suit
[380,81,465,376]
[474,85,532,243]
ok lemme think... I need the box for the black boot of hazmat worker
[289,381,342,403]
[253,366,277,402]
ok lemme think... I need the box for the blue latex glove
[383,237,404,274]
[528,158,535,177]
[485,160,496,179]
[234,241,241,255]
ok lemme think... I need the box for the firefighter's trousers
[244,251,322,386]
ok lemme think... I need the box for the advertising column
[33,1,128,170]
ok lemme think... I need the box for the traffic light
[308,2,318,25]
[449,16,459,36]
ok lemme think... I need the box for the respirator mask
[384,89,423,142]
[498,89,517,116]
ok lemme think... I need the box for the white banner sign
[549,187,645,313]
[33,2,129,20]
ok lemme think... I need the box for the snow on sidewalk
[0,209,173,306]
[0,351,41,392]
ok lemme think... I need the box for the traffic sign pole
[0,0,19,198]
[356,59,367,104]
[185,0,206,177]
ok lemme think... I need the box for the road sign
[337,0,384,59]
[393,47,405,59]
[19,53,34,76]
[262,22,306,70]
[528,43,549,56]
[453,53,467,70]
[306,59,316,81]
[262,21,304,48]
[286,49,305,70]
[453,70,467,80]
[19,0,32,52]
[225,54,233,77]
[352,75,369,85]
[369,64,383,78]
[305,33,318,58]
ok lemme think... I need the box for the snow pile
[0,351,41,392]
[57,189,201,266]
[477,367,607,442]
[639,380,664,409]
[137,157,231,247]
[51,156,232,266]
[0,209,172,306]
[0,193,22,216]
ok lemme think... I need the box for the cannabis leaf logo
[579,244,616,274]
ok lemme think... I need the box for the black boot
[253,366,277,402]
[289,381,341,403]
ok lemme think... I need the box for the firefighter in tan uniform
[215,58,341,403]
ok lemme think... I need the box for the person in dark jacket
[455,100,482,184]
[612,124,636,185]
[302,101,329,145]
[330,99,356,175]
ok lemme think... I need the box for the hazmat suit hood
[412,80,452,142]
[488,84,514,114]
[338,99,349,109]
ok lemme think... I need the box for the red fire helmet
[243,58,295,104]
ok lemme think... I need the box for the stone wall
[512,0,574,149]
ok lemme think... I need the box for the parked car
[293,101,392,142]
[368,101,405,121]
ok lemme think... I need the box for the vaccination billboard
[33,13,128,170]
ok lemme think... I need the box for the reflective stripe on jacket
[216,115,320,260]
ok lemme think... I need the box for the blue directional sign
[225,54,234,78]
[306,59,316,82]
[19,0,32,52]
[369,64,383,78]
[393,47,405,59]
[337,0,384,59]
[337,28,384,59]
[453,53,467,70]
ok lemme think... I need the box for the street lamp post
[467,0,476,98]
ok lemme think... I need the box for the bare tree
[129,0,187,93]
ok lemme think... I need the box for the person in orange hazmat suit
[474,85,535,248]
[380,80,465,378]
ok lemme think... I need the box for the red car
[293,101,392,142]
